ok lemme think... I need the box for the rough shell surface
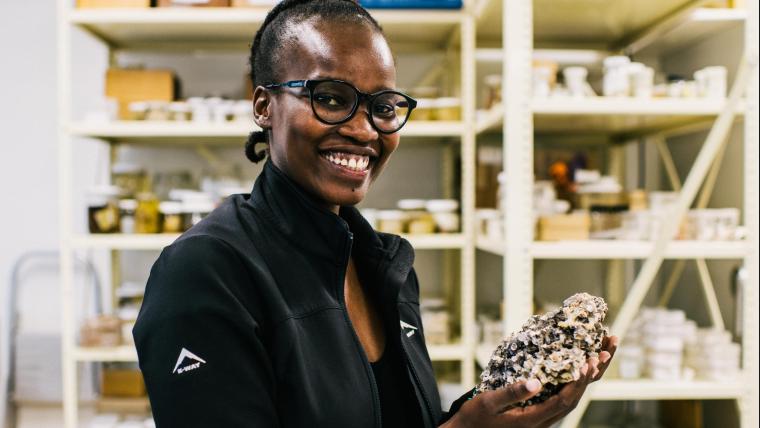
[476,293,609,406]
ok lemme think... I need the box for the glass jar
[169,101,191,121]
[483,74,502,109]
[433,98,461,121]
[87,186,122,234]
[420,298,450,345]
[112,162,146,199]
[182,200,216,228]
[135,192,160,234]
[376,210,405,234]
[119,199,137,234]
[398,199,434,234]
[589,205,627,239]
[426,199,460,233]
[410,98,434,121]
[159,201,185,233]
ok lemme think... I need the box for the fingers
[593,336,619,382]
[503,364,592,426]
[478,379,542,414]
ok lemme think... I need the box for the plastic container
[376,210,405,234]
[562,66,589,98]
[420,298,450,345]
[695,66,727,98]
[182,199,216,228]
[426,199,460,233]
[232,100,254,122]
[603,56,631,97]
[87,185,122,234]
[118,199,137,234]
[169,102,191,121]
[483,74,502,109]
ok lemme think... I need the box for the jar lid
[484,74,502,86]
[128,101,148,112]
[111,162,143,175]
[397,199,427,210]
[119,199,138,210]
[159,201,183,215]
[475,209,501,219]
[182,200,216,214]
[426,199,459,212]
[433,97,461,108]
[87,185,123,197]
[376,210,405,220]
[169,102,191,113]
[603,55,630,68]
[414,98,436,109]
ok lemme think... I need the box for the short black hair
[244,0,385,163]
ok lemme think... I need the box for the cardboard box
[77,0,151,7]
[101,369,146,397]
[157,0,230,6]
[537,213,590,241]
[105,68,175,120]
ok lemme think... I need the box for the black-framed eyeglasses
[264,79,417,134]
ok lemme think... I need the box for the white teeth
[324,151,371,172]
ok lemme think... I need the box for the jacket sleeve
[133,235,278,427]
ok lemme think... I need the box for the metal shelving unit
[58,3,478,427]
[477,1,759,427]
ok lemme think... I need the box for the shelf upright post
[460,3,477,385]
[502,0,534,334]
[741,0,759,426]
[58,0,78,427]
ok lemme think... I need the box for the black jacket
[133,159,468,427]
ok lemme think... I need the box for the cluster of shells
[476,293,609,406]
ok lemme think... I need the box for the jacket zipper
[399,318,436,427]
[337,232,382,428]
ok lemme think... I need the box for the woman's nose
[339,109,379,143]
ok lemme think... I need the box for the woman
[133,1,618,427]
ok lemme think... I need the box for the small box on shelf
[77,0,151,8]
[105,68,175,120]
[156,0,230,6]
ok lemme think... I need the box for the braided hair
[245,0,385,163]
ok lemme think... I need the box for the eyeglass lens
[310,81,411,133]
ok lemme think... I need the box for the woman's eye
[373,104,395,117]
[314,93,345,107]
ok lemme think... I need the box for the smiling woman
[132,1,615,427]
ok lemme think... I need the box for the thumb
[479,379,542,413]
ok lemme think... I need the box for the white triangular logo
[172,347,206,374]
[400,320,418,337]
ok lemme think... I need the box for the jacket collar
[246,159,415,284]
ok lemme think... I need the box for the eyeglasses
[264,79,417,134]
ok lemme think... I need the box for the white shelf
[427,343,467,361]
[71,233,464,251]
[68,120,462,144]
[71,234,180,250]
[477,0,698,48]
[634,8,747,56]
[402,233,466,250]
[476,237,751,259]
[74,346,138,362]
[588,377,747,401]
[73,343,463,363]
[68,8,463,50]
[477,99,745,135]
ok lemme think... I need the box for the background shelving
[55,1,758,428]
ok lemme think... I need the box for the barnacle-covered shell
[475,293,609,406]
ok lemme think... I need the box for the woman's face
[254,19,399,212]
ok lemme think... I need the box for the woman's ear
[252,86,272,129]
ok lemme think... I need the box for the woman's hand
[442,336,618,428]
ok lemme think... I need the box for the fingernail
[526,379,541,392]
